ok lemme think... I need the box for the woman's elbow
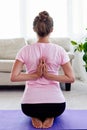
[69,76,75,83]
[10,74,17,82]
[10,78,15,82]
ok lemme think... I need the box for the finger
[40,57,46,64]
[40,59,44,65]
[43,64,46,72]
[44,64,48,72]
[42,57,46,64]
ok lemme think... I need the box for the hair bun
[39,11,49,22]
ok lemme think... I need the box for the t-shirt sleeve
[16,46,26,63]
[59,47,70,65]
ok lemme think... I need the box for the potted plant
[71,36,87,72]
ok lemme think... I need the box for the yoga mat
[0,110,87,130]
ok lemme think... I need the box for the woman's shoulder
[20,44,30,50]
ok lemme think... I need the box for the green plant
[71,37,87,72]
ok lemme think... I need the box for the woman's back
[16,42,69,85]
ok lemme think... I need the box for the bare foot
[32,117,42,128]
[42,117,54,128]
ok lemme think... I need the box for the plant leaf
[71,41,78,45]
[78,43,83,52]
[74,48,77,52]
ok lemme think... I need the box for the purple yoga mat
[0,110,87,130]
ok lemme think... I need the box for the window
[25,0,68,38]
[0,0,87,39]
[70,0,87,39]
[0,0,20,39]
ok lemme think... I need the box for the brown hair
[33,11,53,37]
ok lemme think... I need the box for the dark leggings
[21,102,66,121]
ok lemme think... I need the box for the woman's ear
[33,27,35,32]
[50,28,53,32]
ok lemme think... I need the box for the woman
[10,11,75,129]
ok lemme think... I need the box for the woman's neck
[37,36,50,43]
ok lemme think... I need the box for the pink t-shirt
[16,42,70,103]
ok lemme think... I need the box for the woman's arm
[10,59,43,82]
[43,62,75,83]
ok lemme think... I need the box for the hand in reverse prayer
[36,57,49,78]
